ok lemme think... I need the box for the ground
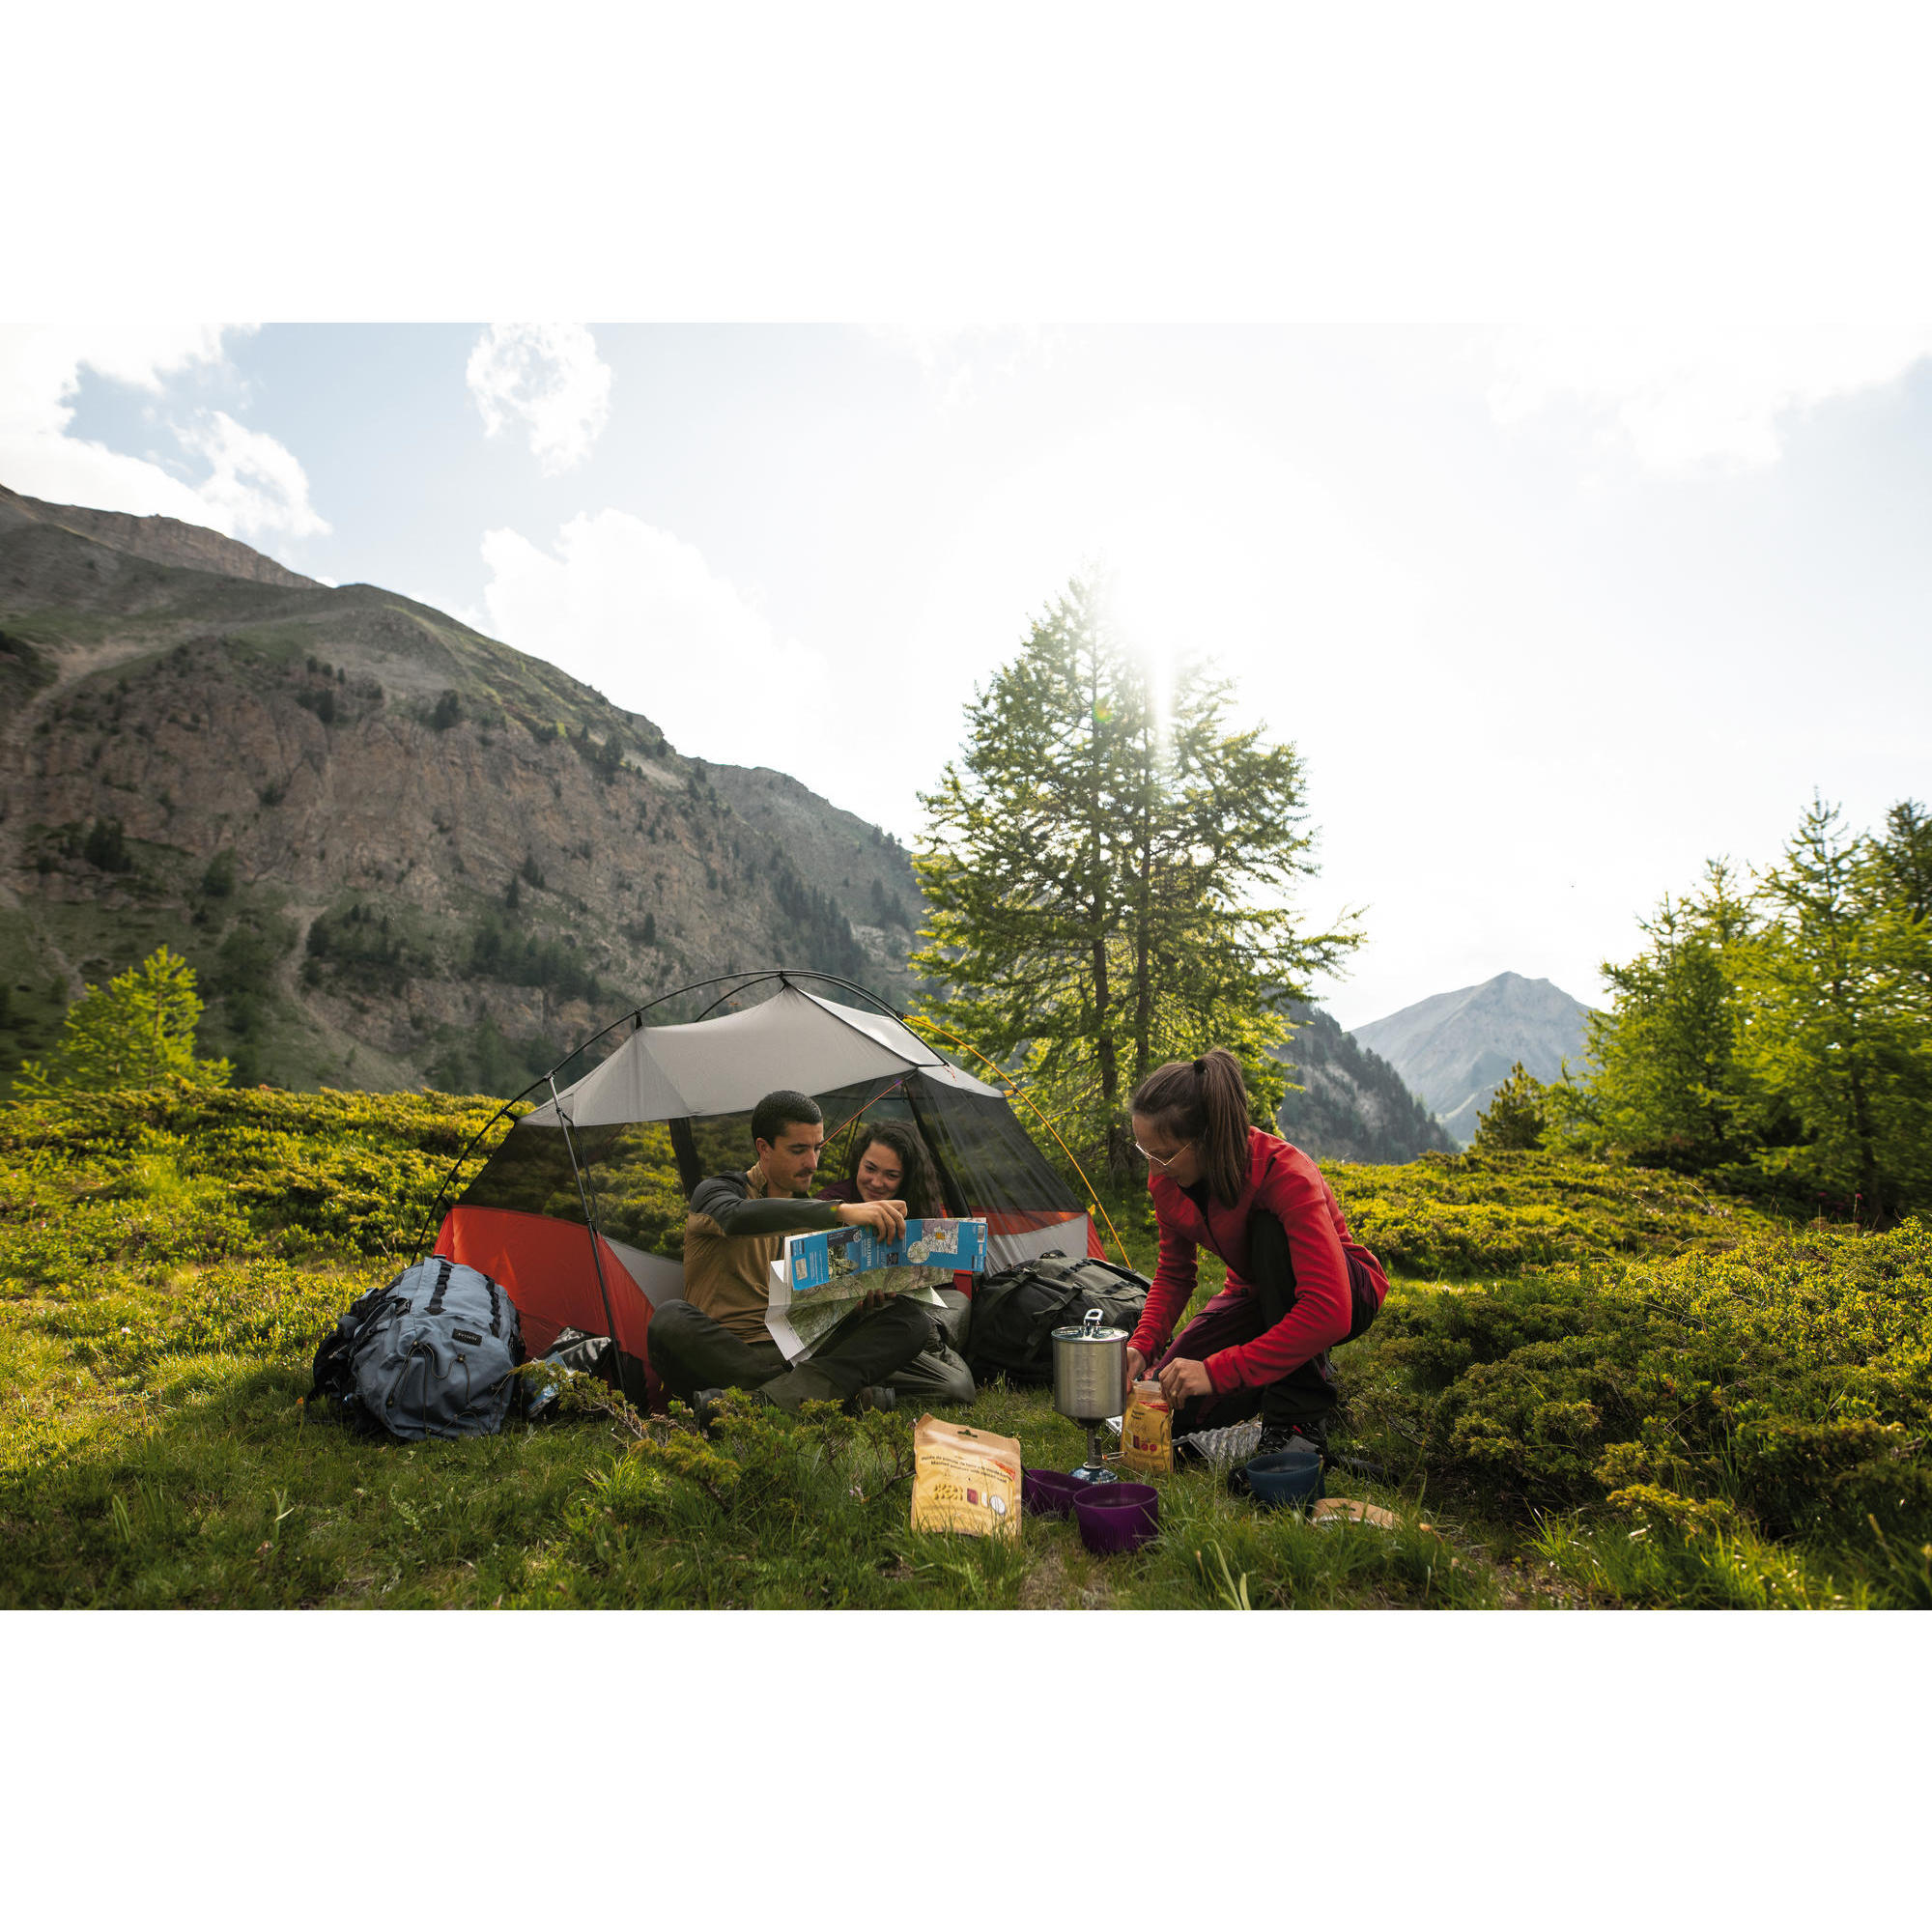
[2,1086,1925,1609]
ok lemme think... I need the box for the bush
[1473,1062,1548,1151]
[1326,1149,1777,1277]
[82,819,131,874]
[17,949,231,1096]
[1362,1221,1932,1550]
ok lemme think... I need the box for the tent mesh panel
[458,1070,1080,1256]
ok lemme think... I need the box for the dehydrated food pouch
[1120,1380,1173,1476]
[910,1414,1021,1539]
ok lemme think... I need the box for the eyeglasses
[1133,1139,1192,1171]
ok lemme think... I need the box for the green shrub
[18,948,231,1096]
[1325,1149,1780,1277]
[1357,1221,1932,1552]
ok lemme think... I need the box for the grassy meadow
[2,1085,1927,1610]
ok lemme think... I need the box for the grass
[2,1086,1925,1609]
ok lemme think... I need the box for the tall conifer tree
[912,575,1357,1167]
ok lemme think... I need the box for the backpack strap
[426,1257,454,1317]
[485,1274,502,1339]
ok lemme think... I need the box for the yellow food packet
[1121,1380,1173,1476]
[910,1414,1021,1539]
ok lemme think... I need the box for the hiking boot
[691,1387,729,1437]
[1256,1420,1331,1461]
[845,1384,896,1417]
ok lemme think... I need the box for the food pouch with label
[1121,1379,1173,1476]
[910,1414,1022,1539]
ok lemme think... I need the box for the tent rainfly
[432,980,1100,1406]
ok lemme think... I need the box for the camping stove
[1051,1308,1126,1485]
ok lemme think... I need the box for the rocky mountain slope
[1351,971,1595,1146]
[1272,1001,1457,1163]
[0,485,924,1095]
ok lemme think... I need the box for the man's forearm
[692,1185,843,1238]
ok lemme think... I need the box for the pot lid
[1052,1307,1129,1344]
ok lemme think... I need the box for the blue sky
[6,320,1931,1028]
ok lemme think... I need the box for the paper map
[767,1217,987,1362]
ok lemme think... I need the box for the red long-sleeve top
[1130,1127,1388,1396]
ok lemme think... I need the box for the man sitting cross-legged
[647,1088,963,1421]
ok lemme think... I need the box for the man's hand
[1124,1347,1148,1389]
[1156,1356,1213,1406]
[837,1197,907,1241]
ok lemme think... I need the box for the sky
[5,320,1930,1029]
[13,0,1932,1852]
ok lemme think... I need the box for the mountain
[0,484,925,1096]
[1350,972,1596,1147]
[1271,1001,1457,1163]
[1352,972,1597,1146]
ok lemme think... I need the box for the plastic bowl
[1242,1444,1325,1512]
[1022,1467,1085,1520]
[1074,1481,1160,1556]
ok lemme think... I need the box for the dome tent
[428,973,1103,1408]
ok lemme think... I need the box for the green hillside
[0,489,926,1099]
[4,1082,1921,1610]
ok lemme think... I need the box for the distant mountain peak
[1351,972,1597,1148]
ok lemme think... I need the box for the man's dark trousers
[649,1295,934,1411]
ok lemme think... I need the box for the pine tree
[1737,797,1932,1216]
[1473,1062,1549,1151]
[1877,799,1932,925]
[18,948,231,1094]
[912,575,1358,1167]
[1548,861,1770,1167]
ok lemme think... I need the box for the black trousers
[1153,1209,1336,1439]
[648,1295,936,1412]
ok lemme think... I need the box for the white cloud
[1488,327,1932,474]
[469,509,838,773]
[177,410,329,542]
[866,325,1055,412]
[0,325,329,546]
[466,323,611,474]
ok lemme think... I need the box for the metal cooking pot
[1052,1307,1128,1423]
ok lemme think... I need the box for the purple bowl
[1074,1481,1160,1556]
[1022,1467,1084,1520]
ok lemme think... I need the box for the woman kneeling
[1126,1048,1388,1459]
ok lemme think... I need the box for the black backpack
[965,1252,1151,1387]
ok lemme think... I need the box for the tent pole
[408,1074,553,1264]
[548,1071,629,1403]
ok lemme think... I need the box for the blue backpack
[312,1257,526,1440]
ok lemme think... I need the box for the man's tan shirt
[681,1165,840,1344]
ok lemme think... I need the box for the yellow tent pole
[905,1015,1135,1270]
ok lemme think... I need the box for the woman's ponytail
[1129,1045,1256,1207]
[1195,1048,1253,1205]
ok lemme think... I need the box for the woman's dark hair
[1128,1048,1253,1206]
[848,1119,939,1218]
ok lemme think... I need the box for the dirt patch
[1018,1546,1074,1608]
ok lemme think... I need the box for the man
[647,1088,973,1417]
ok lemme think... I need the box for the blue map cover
[783,1217,987,1297]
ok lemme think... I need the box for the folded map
[767,1217,988,1362]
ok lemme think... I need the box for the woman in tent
[818,1120,942,1219]
[819,1119,977,1383]
[1124,1048,1388,1463]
